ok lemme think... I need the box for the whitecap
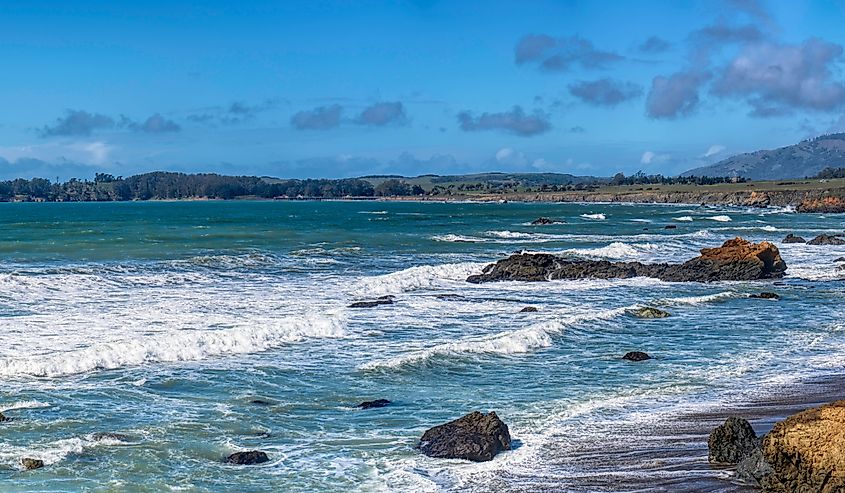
[352,262,487,297]
[580,213,606,220]
[657,291,738,306]
[1,400,50,412]
[673,216,694,222]
[566,242,660,260]
[707,215,732,222]
[431,234,484,243]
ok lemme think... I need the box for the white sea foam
[0,433,131,469]
[707,215,732,222]
[352,262,487,297]
[673,216,694,222]
[657,291,737,306]
[566,242,660,260]
[0,314,346,378]
[431,234,484,243]
[1,400,50,412]
[580,213,606,220]
[630,218,652,223]
[361,307,633,370]
[485,230,535,239]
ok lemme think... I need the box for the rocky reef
[467,238,786,283]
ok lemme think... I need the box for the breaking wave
[352,262,487,297]
[580,213,607,220]
[707,215,732,222]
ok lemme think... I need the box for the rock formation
[418,411,511,462]
[466,238,786,283]
[622,351,651,361]
[226,451,270,465]
[708,417,759,464]
[797,196,845,213]
[531,217,564,225]
[782,234,806,244]
[807,234,845,246]
[749,292,780,300]
[358,399,391,409]
[349,295,395,308]
[21,458,44,470]
[629,307,670,318]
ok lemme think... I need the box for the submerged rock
[249,399,273,406]
[749,292,780,300]
[21,458,44,470]
[708,417,758,464]
[807,234,845,246]
[519,306,538,313]
[358,399,391,409]
[226,451,269,465]
[664,225,677,229]
[835,257,845,262]
[629,307,670,318]
[782,233,806,244]
[349,295,395,308]
[622,351,651,362]
[466,238,786,283]
[419,411,511,462]
[531,217,564,225]
[90,432,130,442]
[762,400,845,492]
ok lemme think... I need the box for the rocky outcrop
[783,234,806,244]
[226,451,269,465]
[531,217,564,225]
[708,417,759,464]
[807,234,845,246]
[0,412,7,422]
[797,196,845,213]
[519,306,538,312]
[418,411,511,462]
[349,295,395,308]
[746,191,771,207]
[466,238,786,283]
[750,292,780,300]
[629,307,670,318]
[21,458,44,470]
[762,400,845,492]
[622,351,651,361]
[737,448,774,486]
[358,399,391,409]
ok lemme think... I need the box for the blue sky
[2,0,845,180]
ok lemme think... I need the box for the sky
[2,0,845,180]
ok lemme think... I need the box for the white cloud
[0,141,115,166]
[641,151,655,164]
[703,144,726,158]
[641,150,671,165]
[494,147,529,167]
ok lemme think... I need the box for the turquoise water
[1,201,844,492]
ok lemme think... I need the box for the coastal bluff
[467,237,786,283]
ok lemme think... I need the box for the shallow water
[1,201,843,492]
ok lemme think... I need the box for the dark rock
[90,432,130,442]
[467,238,787,284]
[249,399,272,406]
[21,458,43,470]
[708,417,758,464]
[749,292,780,299]
[349,295,395,308]
[628,307,670,318]
[622,351,651,361]
[782,233,806,244]
[664,225,677,229]
[519,306,538,313]
[0,412,7,422]
[807,234,845,246]
[436,293,465,301]
[226,451,269,465]
[736,448,773,486]
[531,217,564,225]
[358,399,391,409]
[835,257,845,262]
[418,411,511,462]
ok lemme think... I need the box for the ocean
[1,200,843,492]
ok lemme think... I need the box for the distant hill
[682,133,845,180]
[359,172,604,189]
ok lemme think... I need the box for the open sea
[1,200,844,492]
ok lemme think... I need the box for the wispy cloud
[514,35,624,72]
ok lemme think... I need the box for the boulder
[519,306,538,313]
[835,257,845,262]
[21,458,43,470]
[622,351,651,362]
[418,411,511,462]
[708,417,758,464]
[782,234,807,244]
[749,292,780,300]
[349,295,395,308]
[807,234,845,246]
[358,399,391,410]
[467,238,787,283]
[629,307,670,318]
[796,196,845,213]
[0,412,7,422]
[531,217,563,225]
[762,400,845,492]
[226,451,269,465]
[664,225,677,229]
[736,448,774,486]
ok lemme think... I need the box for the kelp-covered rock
[629,307,670,318]
[21,458,44,470]
[467,238,786,283]
[762,400,845,492]
[418,411,511,462]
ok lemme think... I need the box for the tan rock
[762,400,845,492]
